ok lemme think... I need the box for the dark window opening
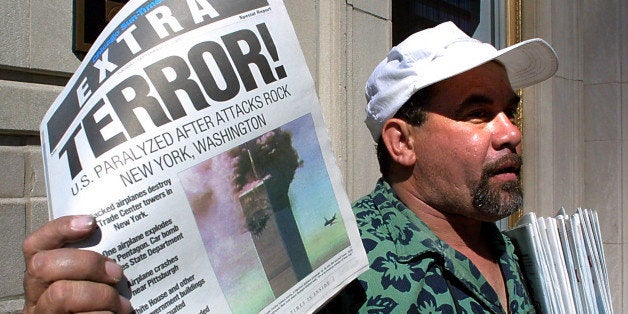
[392,0,481,45]
[73,0,129,60]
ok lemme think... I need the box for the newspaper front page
[40,0,368,312]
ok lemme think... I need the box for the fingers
[24,248,123,301]
[23,215,97,259]
[30,280,132,313]
[23,215,130,313]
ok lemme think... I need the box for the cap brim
[495,38,559,89]
[415,38,559,93]
[364,36,558,141]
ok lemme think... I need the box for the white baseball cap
[365,21,559,140]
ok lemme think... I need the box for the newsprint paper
[39,0,368,313]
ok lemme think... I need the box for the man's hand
[23,215,132,313]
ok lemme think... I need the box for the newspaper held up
[40,0,368,313]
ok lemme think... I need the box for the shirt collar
[370,179,447,262]
[369,179,528,313]
[370,179,511,264]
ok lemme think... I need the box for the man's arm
[22,215,132,313]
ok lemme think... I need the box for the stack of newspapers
[504,208,613,313]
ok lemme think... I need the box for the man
[321,21,557,313]
[22,22,558,313]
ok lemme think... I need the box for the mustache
[482,154,522,177]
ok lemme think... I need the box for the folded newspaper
[505,208,612,314]
[39,0,368,312]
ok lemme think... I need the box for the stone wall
[1,1,79,311]
[520,0,627,311]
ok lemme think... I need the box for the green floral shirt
[322,179,536,313]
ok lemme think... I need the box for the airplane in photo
[324,214,337,226]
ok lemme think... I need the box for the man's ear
[381,118,417,167]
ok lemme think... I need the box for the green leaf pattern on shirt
[352,179,536,314]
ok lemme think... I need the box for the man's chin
[472,184,522,221]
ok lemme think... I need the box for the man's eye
[467,110,491,120]
[505,107,519,122]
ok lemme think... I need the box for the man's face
[409,62,522,222]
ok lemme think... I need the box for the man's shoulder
[349,180,398,254]
[350,178,392,217]
[351,185,378,211]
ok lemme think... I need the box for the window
[73,0,129,60]
[392,0,507,48]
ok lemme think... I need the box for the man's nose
[491,112,522,151]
